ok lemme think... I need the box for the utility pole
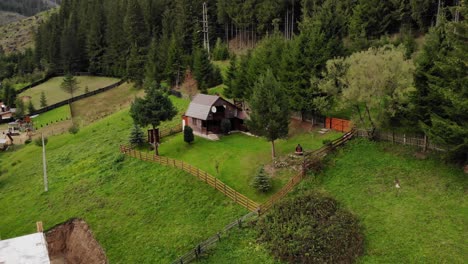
[41,133,48,192]
[454,0,460,23]
[202,2,210,55]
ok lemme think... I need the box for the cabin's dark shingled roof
[185,94,220,120]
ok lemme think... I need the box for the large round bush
[257,192,364,263]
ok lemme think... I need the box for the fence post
[423,134,428,152]
[238,219,242,228]
[214,178,217,189]
[205,172,208,183]
[403,134,406,145]
[217,232,221,241]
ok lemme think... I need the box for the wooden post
[423,134,428,152]
[214,178,217,189]
[205,172,208,183]
[41,133,48,192]
[36,221,43,232]
[403,134,406,145]
[224,184,226,194]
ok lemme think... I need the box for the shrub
[257,191,364,263]
[24,139,32,145]
[221,119,231,134]
[68,125,79,134]
[129,124,145,147]
[184,126,194,144]
[251,166,271,192]
[34,137,48,147]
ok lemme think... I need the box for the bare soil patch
[46,218,107,264]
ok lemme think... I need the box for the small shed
[0,233,51,264]
[183,94,247,135]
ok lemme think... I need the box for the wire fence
[356,129,446,151]
[171,211,258,264]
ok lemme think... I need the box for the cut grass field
[200,139,467,263]
[159,129,342,202]
[19,76,120,108]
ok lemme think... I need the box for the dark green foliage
[34,137,48,147]
[192,48,223,93]
[223,56,237,99]
[144,37,164,88]
[126,44,145,87]
[409,12,468,163]
[60,74,79,98]
[68,125,79,134]
[184,125,194,144]
[1,82,16,107]
[39,91,47,108]
[257,191,364,263]
[27,101,35,114]
[212,38,229,61]
[129,123,145,147]
[130,85,177,153]
[220,119,231,134]
[248,70,289,158]
[251,166,271,193]
[14,98,25,119]
[86,0,106,74]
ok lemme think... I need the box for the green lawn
[158,130,342,202]
[200,139,467,263]
[31,105,71,129]
[19,76,120,108]
[0,99,247,263]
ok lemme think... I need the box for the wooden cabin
[183,94,247,135]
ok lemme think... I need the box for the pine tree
[126,44,145,87]
[144,37,164,88]
[87,0,106,74]
[184,125,194,144]
[129,123,145,147]
[124,0,149,48]
[40,91,47,108]
[14,98,25,119]
[165,35,183,87]
[60,74,79,99]
[27,101,35,114]
[193,48,212,93]
[248,70,289,158]
[130,85,177,155]
[252,166,271,193]
[223,56,237,99]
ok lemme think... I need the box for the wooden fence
[30,80,124,116]
[325,117,352,132]
[171,211,258,264]
[119,145,260,212]
[259,129,356,214]
[356,129,445,151]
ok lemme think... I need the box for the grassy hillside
[200,139,467,263]
[19,76,120,108]
[0,9,55,54]
[0,97,247,263]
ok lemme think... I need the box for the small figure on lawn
[295,144,303,156]
[395,178,401,197]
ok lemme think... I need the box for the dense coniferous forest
[0,0,466,162]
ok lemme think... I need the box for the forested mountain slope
[0,0,60,17]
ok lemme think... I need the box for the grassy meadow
[158,130,342,202]
[0,97,247,263]
[199,139,467,263]
[19,76,120,108]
